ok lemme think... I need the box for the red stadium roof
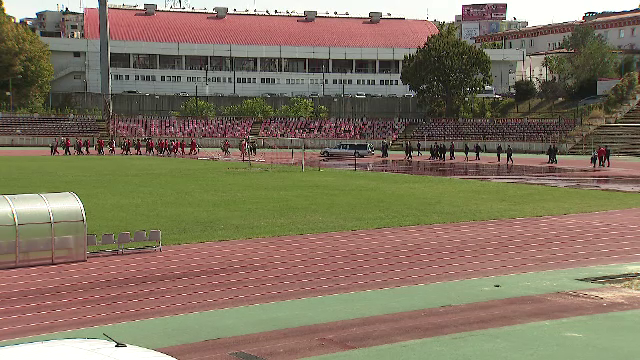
[84,8,437,48]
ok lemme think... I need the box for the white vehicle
[476,86,501,99]
[0,339,177,360]
[175,92,189,97]
[355,92,367,98]
[320,143,374,157]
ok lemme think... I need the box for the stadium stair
[249,119,263,137]
[390,121,420,151]
[568,104,640,156]
[97,117,109,139]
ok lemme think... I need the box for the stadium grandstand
[0,114,579,150]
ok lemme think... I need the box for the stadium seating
[111,116,253,139]
[0,115,99,137]
[259,118,410,140]
[408,118,578,142]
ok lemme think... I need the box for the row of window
[508,26,639,51]
[109,53,402,74]
[111,74,401,86]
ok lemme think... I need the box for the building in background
[473,8,640,89]
[455,3,528,44]
[475,8,640,53]
[33,9,84,38]
[33,5,438,97]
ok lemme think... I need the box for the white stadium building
[38,5,440,97]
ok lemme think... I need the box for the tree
[276,97,328,118]
[545,25,617,98]
[277,97,315,117]
[401,23,491,117]
[480,42,503,49]
[514,80,537,102]
[314,105,329,119]
[179,97,216,116]
[538,79,566,101]
[222,98,274,118]
[0,1,54,110]
[618,55,636,77]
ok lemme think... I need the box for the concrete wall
[597,79,621,95]
[50,92,425,118]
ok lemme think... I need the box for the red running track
[0,208,639,341]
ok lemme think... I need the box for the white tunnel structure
[0,192,87,269]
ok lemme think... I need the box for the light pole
[4,75,22,113]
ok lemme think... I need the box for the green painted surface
[309,309,640,360]
[1,263,639,350]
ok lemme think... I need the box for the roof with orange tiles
[84,8,438,49]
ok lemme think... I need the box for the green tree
[514,80,537,102]
[538,79,566,101]
[277,97,315,117]
[480,41,503,49]
[222,97,274,118]
[0,1,54,110]
[314,105,329,119]
[179,97,216,116]
[618,55,636,77]
[401,23,491,117]
[545,25,617,98]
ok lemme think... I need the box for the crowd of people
[50,138,200,157]
[400,141,518,164]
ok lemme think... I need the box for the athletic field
[1,151,640,359]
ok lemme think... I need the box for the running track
[1,208,640,342]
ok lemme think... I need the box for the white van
[320,143,375,158]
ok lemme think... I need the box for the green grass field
[0,156,638,245]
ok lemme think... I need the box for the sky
[4,0,639,26]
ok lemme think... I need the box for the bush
[179,98,216,117]
[514,80,537,102]
[494,98,516,117]
[604,72,638,113]
[538,79,567,101]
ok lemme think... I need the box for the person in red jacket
[173,140,179,156]
[84,139,90,155]
[136,139,142,155]
[597,146,606,167]
[180,140,186,155]
[149,139,155,155]
[189,138,197,155]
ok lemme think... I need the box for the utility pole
[322,64,325,96]
[99,0,112,136]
